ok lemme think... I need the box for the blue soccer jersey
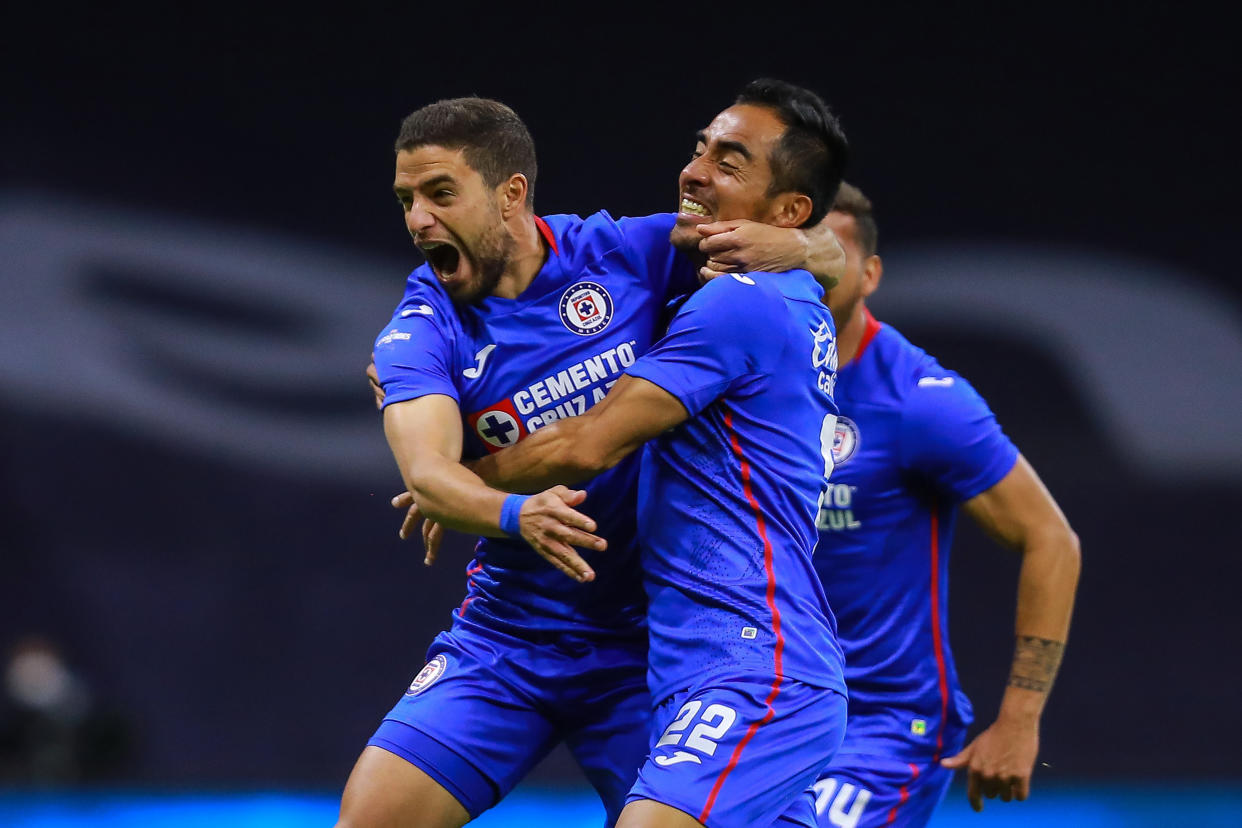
[625,270,847,705]
[814,308,1019,762]
[373,211,695,639]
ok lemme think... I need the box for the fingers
[940,742,971,769]
[423,520,443,566]
[534,538,595,582]
[697,234,748,265]
[395,496,422,541]
[967,768,1029,811]
[550,485,588,508]
[698,266,725,283]
[695,219,748,236]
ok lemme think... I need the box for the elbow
[1063,525,1082,576]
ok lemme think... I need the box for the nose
[680,154,710,191]
[405,198,435,237]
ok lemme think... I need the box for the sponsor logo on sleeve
[559,282,614,335]
[405,654,448,696]
[917,376,955,388]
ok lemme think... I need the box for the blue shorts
[367,624,650,823]
[812,717,967,827]
[626,675,847,828]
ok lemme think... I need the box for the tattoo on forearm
[1008,636,1065,694]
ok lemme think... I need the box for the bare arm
[472,374,690,491]
[941,454,1081,810]
[383,394,604,580]
[384,394,506,537]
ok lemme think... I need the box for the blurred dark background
[3,2,1240,791]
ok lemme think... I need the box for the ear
[498,173,529,218]
[861,254,883,298]
[769,193,814,228]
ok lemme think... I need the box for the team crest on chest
[832,416,860,466]
[405,654,448,696]
[467,399,528,452]
[559,281,614,335]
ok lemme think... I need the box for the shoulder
[686,271,785,320]
[376,265,457,351]
[891,338,1001,443]
[542,210,625,263]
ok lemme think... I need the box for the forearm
[399,451,511,537]
[801,222,845,288]
[999,527,1081,719]
[472,416,609,491]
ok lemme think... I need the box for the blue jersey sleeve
[372,279,458,408]
[898,370,1019,502]
[616,213,698,300]
[624,274,783,417]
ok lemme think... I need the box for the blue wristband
[499,494,530,537]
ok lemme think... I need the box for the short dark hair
[831,181,878,257]
[734,79,848,228]
[394,97,537,207]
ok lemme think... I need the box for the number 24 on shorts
[653,701,737,766]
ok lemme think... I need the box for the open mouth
[679,195,712,219]
[419,241,462,281]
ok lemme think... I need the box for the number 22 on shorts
[653,701,737,766]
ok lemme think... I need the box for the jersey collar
[534,215,560,256]
[844,305,882,367]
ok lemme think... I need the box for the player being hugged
[472,79,851,828]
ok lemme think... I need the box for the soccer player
[809,183,1081,827]
[339,95,843,828]
[469,79,851,828]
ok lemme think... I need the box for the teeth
[680,197,709,217]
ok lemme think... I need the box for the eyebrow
[393,174,457,194]
[715,139,753,162]
[694,130,753,162]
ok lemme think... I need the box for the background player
[469,79,851,828]
[341,96,844,827]
[810,183,1081,827]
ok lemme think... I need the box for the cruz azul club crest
[559,281,614,335]
[467,399,528,453]
[832,416,860,466]
[405,654,448,696]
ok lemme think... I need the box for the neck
[836,300,872,367]
[492,213,547,299]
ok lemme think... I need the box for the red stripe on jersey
[534,215,560,256]
[458,563,484,616]
[844,306,883,367]
[699,407,785,823]
[928,505,950,760]
[884,763,920,824]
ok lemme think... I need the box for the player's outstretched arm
[696,219,845,289]
[471,375,690,492]
[384,395,605,580]
[941,454,1081,812]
